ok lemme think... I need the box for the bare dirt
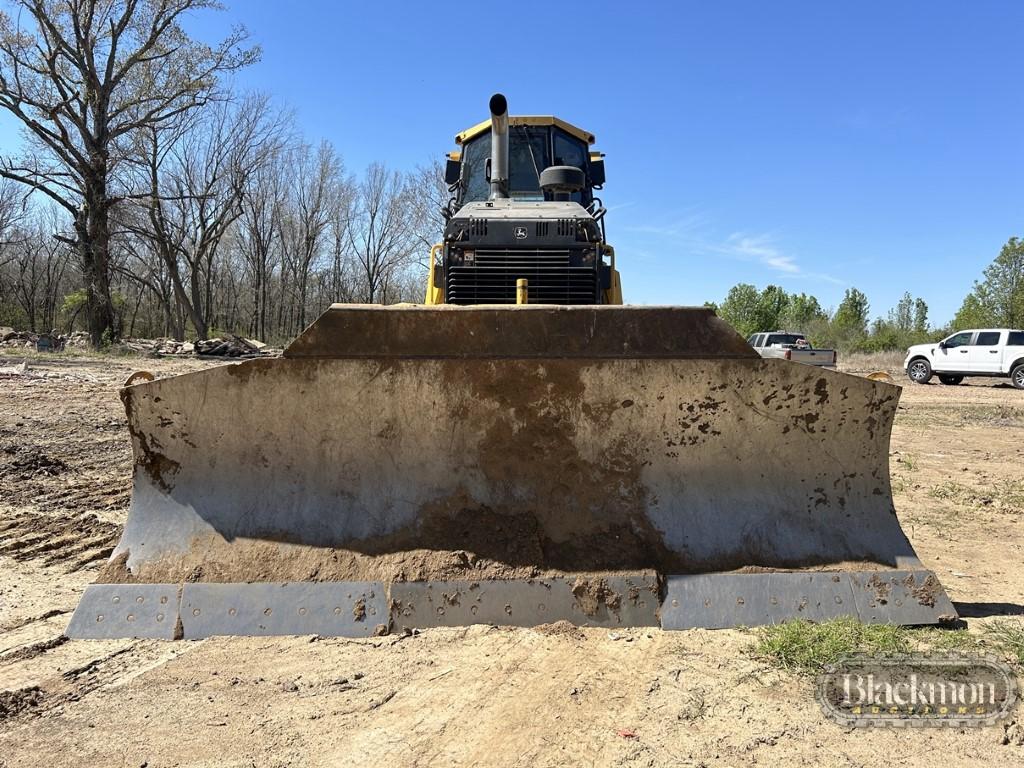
[0,351,1022,767]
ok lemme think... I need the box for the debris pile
[155,339,195,356]
[0,329,40,348]
[64,331,92,348]
[195,335,265,357]
[0,327,277,358]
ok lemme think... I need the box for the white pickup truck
[904,328,1024,388]
[746,331,837,368]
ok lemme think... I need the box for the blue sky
[2,1,1022,325]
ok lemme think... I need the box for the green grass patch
[752,618,1024,677]
[917,626,983,653]
[928,480,1024,514]
[958,404,1024,427]
[751,618,911,675]
[928,481,970,501]
[985,620,1024,664]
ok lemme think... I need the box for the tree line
[708,236,1024,353]
[0,0,442,346]
[1,3,1021,350]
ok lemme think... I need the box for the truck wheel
[1012,363,1024,390]
[907,358,932,384]
[938,375,964,385]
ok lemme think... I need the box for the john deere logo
[514,226,528,239]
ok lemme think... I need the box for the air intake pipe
[488,93,509,199]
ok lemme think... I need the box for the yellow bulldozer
[68,95,955,639]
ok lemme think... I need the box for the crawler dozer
[68,95,955,639]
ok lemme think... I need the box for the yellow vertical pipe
[516,278,529,304]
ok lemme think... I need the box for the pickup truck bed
[746,332,837,368]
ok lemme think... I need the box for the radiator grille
[447,249,599,305]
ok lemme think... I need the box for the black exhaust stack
[488,93,509,200]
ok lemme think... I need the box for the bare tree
[347,163,420,304]
[279,140,345,333]
[127,94,282,339]
[237,148,284,340]
[2,212,71,330]
[325,169,354,303]
[406,159,448,267]
[0,0,258,346]
[0,178,21,239]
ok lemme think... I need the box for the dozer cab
[426,93,621,306]
[68,95,955,640]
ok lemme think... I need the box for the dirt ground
[0,350,1022,767]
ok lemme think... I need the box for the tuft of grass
[751,617,911,675]
[928,481,969,501]
[928,480,1024,514]
[985,621,1024,664]
[958,404,1024,428]
[918,627,983,653]
[752,618,1024,678]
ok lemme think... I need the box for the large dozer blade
[68,305,955,639]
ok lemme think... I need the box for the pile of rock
[116,337,198,356]
[0,328,38,348]
[154,339,195,356]
[64,331,92,348]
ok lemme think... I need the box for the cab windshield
[459,126,589,204]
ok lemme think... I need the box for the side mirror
[444,158,460,185]
[938,340,947,349]
[589,158,606,187]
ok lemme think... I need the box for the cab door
[937,331,974,371]
[968,330,1003,373]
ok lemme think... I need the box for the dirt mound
[4,448,69,478]
[98,539,550,584]
[533,620,587,640]
[0,687,43,720]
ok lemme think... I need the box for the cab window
[766,334,803,347]
[944,332,973,348]
[1009,331,1024,346]
[461,133,490,203]
[552,129,589,204]
[553,130,587,169]
[508,125,550,199]
[974,331,1001,346]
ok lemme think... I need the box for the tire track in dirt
[0,511,120,574]
[0,609,70,635]
[0,637,199,727]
